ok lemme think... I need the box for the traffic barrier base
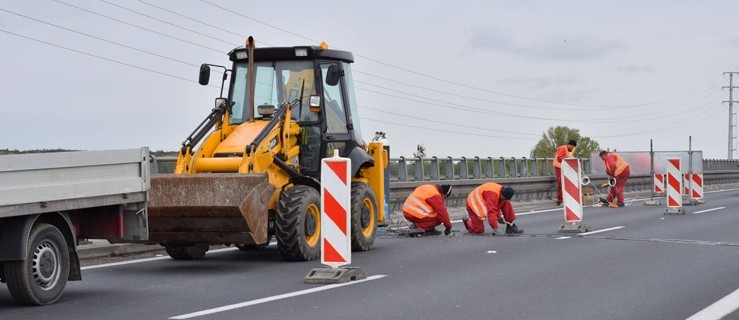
[664,207,685,215]
[304,267,368,284]
[558,222,590,233]
[644,199,662,206]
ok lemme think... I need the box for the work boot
[505,223,524,234]
[617,203,625,207]
[598,197,609,206]
[408,223,419,230]
[424,229,442,236]
[608,203,619,208]
[462,217,470,232]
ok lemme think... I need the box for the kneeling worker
[462,182,523,234]
[402,184,453,235]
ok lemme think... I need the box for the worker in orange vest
[598,150,630,207]
[553,140,577,206]
[462,182,524,234]
[402,184,453,235]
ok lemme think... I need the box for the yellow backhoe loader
[145,37,387,261]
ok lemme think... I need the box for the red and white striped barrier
[691,173,704,200]
[654,174,665,194]
[683,174,690,195]
[665,158,684,214]
[320,155,351,268]
[562,158,583,222]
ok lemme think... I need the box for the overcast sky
[1,0,739,158]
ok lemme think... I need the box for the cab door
[319,62,352,158]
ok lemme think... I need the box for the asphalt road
[2,189,739,320]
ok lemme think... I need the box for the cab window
[320,63,349,135]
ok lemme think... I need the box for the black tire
[236,235,273,251]
[275,185,321,261]
[350,182,378,251]
[165,245,208,260]
[4,223,70,305]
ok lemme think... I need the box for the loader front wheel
[165,245,208,260]
[276,185,321,261]
[350,182,378,252]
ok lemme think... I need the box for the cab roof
[228,46,354,63]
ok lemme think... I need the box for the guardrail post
[532,157,540,176]
[522,157,529,177]
[398,156,408,182]
[485,157,494,178]
[543,158,551,176]
[511,157,519,178]
[429,156,440,180]
[472,157,482,179]
[459,157,469,180]
[444,157,454,180]
[499,157,506,178]
[414,157,424,181]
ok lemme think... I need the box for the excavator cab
[144,38,387,261]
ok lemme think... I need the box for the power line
[135,0,275,46]
[53,0,225,53]
[0,8,200,69]
[0,29,217,88]
[98,0,238,47]
[197,0,725,109]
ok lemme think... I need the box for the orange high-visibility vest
[403,185,441,219]
[607,153,629,176]
[466,182,503,220]
[552,145,576,169]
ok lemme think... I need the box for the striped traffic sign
[691,173,704,200]
[654,174,665,194]
[562,158,583,222]
[320,155,352,269]
[666,159,682,208]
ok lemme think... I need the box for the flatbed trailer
[0,148,150,305]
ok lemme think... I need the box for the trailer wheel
[276,185,321,261]
[165,245,208,260]
[350,182,378,251]
[4,223,70,305]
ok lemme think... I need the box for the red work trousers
[606,167,630,205]
[555,167,563,204]
[464,201,517,233]
[403,212,444,231]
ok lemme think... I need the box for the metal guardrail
[150,156,739,213]
[704,159,739,171]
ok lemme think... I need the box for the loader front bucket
[147,173,275,246]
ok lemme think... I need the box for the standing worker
[598,150,630,208]
[553,140,577,206]
[403,184,453,235]
[462,182,524,234]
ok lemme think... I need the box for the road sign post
[664,158,686,215]
[558,159,590,233]
[304,153,367,284]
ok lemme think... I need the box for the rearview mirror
[198,64,211,86]
[325,64,343,86]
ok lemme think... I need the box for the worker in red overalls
[402,184,453,235]
[462,182,523,234]
[598,150,630,208]
[553,140,577,206]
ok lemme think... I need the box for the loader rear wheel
[276,185,321,261]
[165,245,208,260]
[4,223,69,305]
[350,182,378,251]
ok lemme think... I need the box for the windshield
[229,60,318,125]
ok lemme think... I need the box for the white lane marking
[693,207,726,214]
[578,226,625,236]
[81,243,277,270]
[487,250,497,253]
[169,275,388,319]
[555,236,571,240]
[686,288,739,320]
